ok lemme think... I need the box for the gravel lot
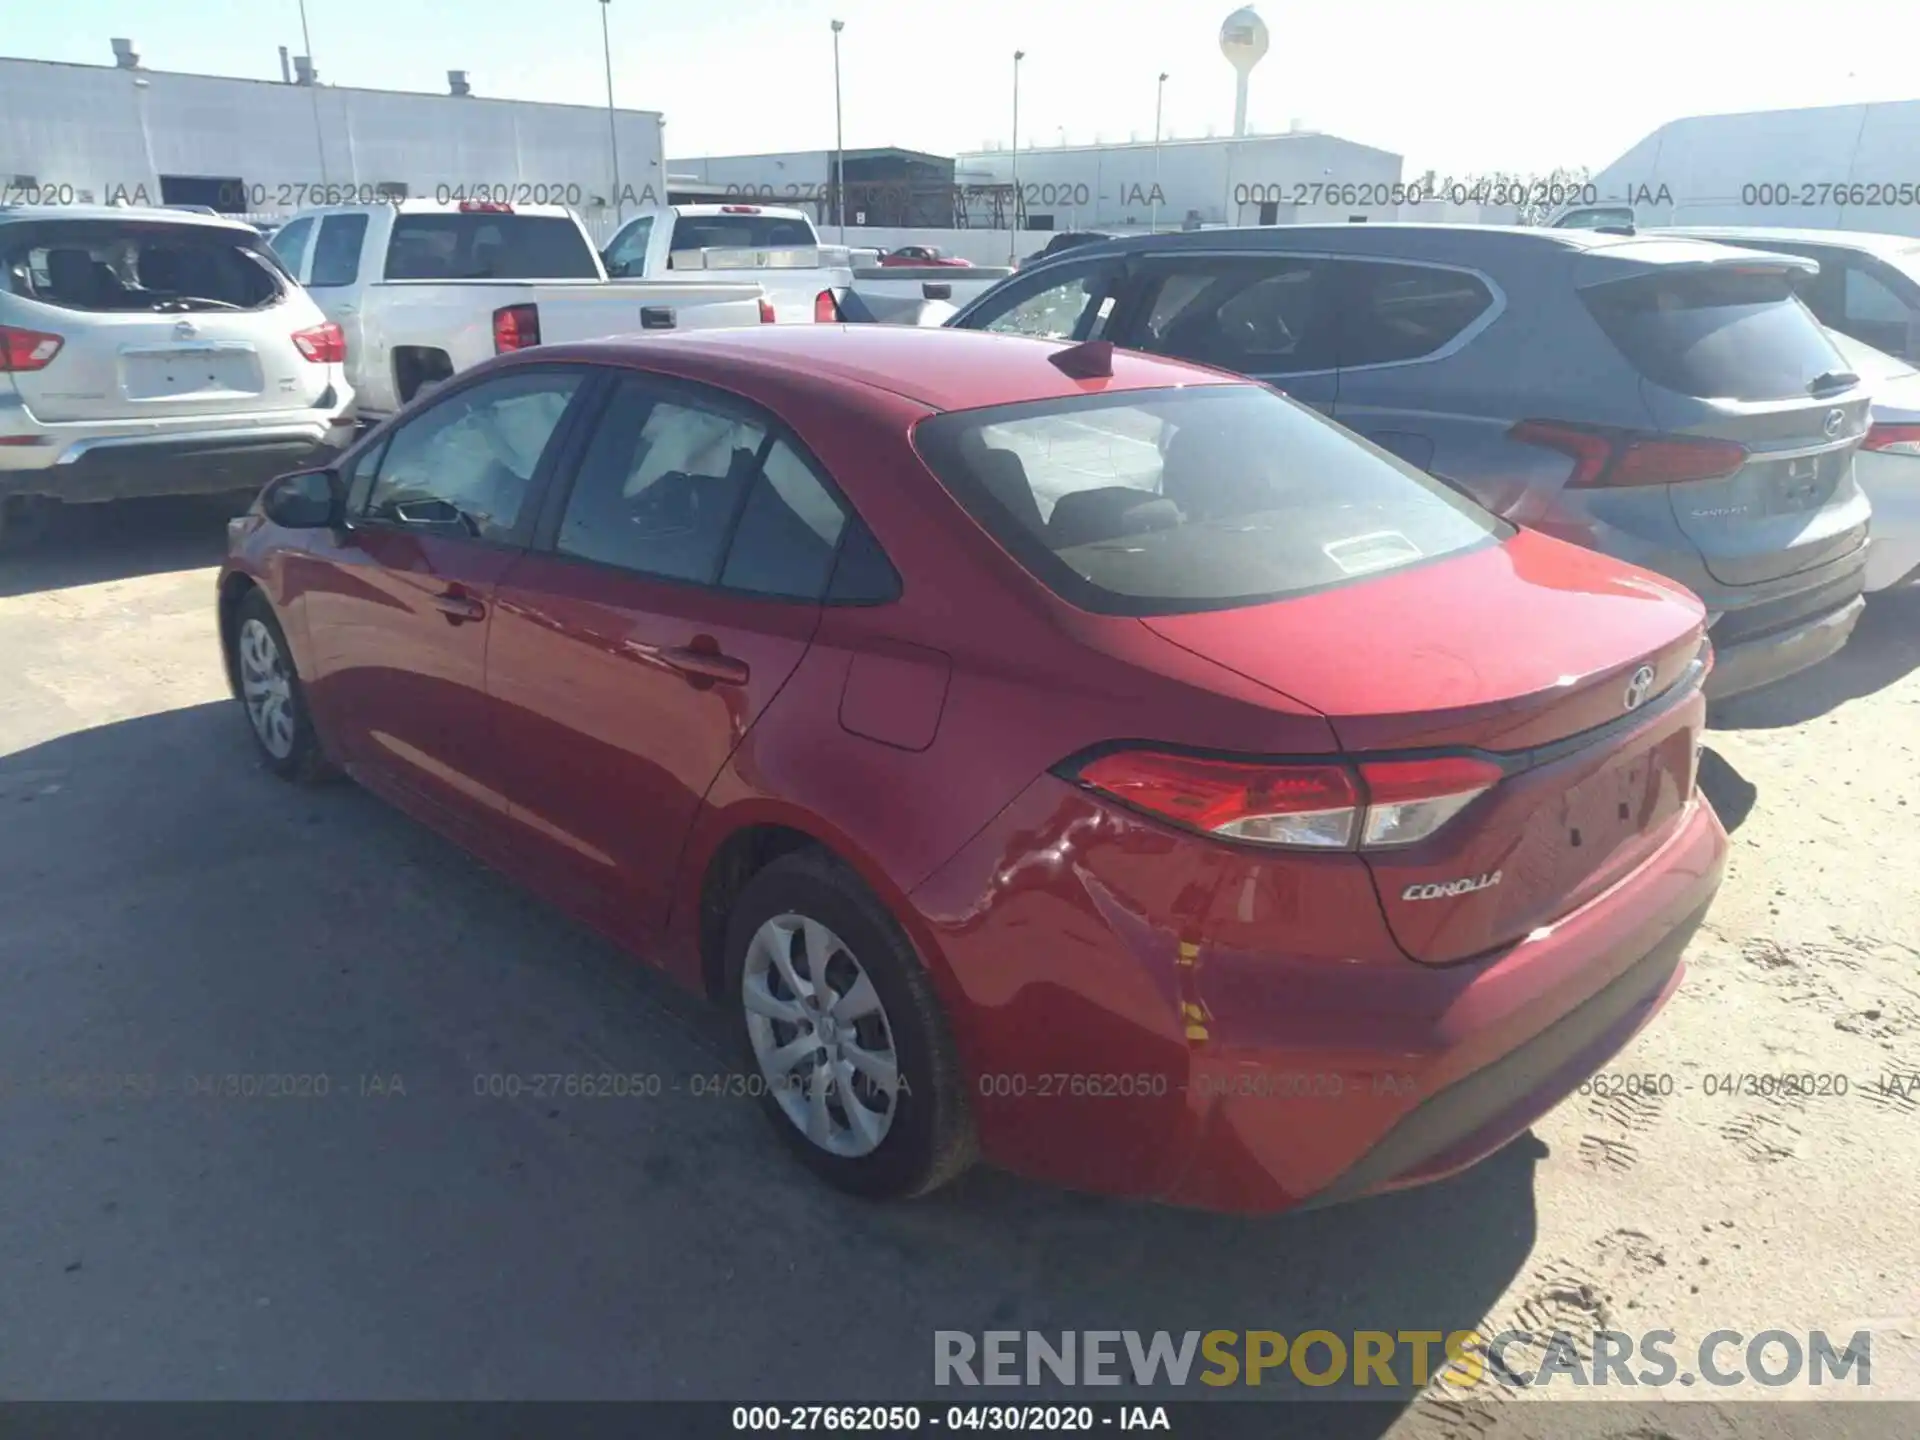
[2,498,1916,1435]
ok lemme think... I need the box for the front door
[295,366,589,840]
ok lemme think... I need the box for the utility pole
[1008,50,1024,264]
[296,0,330,185]
[600,0,624,225]
[831,20,846,243]
[1152,72,1167,233]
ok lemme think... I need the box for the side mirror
[260,468,341,529]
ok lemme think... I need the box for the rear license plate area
[1761,451,1843,515]
[123,348,262,401]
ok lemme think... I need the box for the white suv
[0,205,357,548]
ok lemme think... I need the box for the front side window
[363,370,583,541]
[968,262,1118,341]
[913,384,1507,616]
[308,214,368,287]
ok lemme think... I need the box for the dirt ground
[1,497,1915,1436]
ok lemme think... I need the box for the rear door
[0,217,330,421]
[1580,259,1873,587]
[484,371,848,938]
[1109,253,1345,413]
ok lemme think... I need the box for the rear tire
[722,849,975,1200]
[233,590,334,784]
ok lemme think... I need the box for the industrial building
[0,43,668,239]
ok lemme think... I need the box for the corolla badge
[1623,664,1657,711]
[1824,408,1844,438]
[1403,872,1502,901]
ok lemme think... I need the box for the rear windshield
[669,215,817,252]
[383,214,598,280]
[912,384,1509,616]
[0,219,286,313]
[1582,267,1850,400]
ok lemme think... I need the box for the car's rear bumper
[910,775,1727,1215]
[1704,593,1865,700]
[0,396,357,503]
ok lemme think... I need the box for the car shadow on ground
[0,701,1540,1416]
[0,494,247,599]
[1695,747,1758,834]
[1710,587,1920,731]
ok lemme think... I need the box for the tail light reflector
[758,297,777,324]
[1073,749,1503,851]
[290,321,346,364]
[1863,422,1920,456]
[0,325,65,372]
[492,303,541,353]
[1510,419,1747,487]
[814,289,839,323]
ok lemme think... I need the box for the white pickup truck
[268,200,769,419]
[600,203,1015,325]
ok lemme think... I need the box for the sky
[8,0,1916,177]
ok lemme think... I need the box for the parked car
[878,245,972,267]
[951,224,1875,701]
[271,200,769,422]
[1650,227,1920,366]
[219,325,1726,1213]
[1825,328,1920,591]
[0,204,356,549]
[601,203,852,324]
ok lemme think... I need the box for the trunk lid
[1143,529,1709,963]
[1578,254,1872,587]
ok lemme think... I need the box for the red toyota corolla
[218,325,1726,1213]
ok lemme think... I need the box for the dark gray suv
[947,225,1873,700]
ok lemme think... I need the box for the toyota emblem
[1824,408,1845,438]
[1623,664,1657,711]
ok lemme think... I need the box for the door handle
[433,591,487,624]
[659,644,748,686]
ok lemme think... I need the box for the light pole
[600,0,624,226]
[1152,72,1167,233]
[1008,50,1024,264]
[831,20,846,243]
[296,0,330,186]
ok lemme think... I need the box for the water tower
[1219,7,1269,138]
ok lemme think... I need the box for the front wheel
[233,590,333,783]
[724,850,975,1199]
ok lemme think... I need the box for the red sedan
[877,245,973,267]
[218,326,1726,1212]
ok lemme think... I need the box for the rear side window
[308,214,368,287]
[269,217,314,278]
[667,215,817,253]
[383,214,598,280]
[1133,258,1341,374]
[913,385,1508,616]
[1582,267,1850,400]
[1341,262,1495,366]
[603,216,653,276]
[0,220,285,313]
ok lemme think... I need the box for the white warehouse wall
[0,58,666,224]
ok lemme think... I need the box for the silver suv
[0,206,357,548]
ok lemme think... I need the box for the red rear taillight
[459,201,514,214]
[1863,422,1920,456]
[492,303,541,353]
[1511,419,1747,488]
[0,325,64,372]
[1076,751,1361,849]
[1073,750,1506,851]
[290,321,346,364]
[758,297,777,324]
[814,289,839,323]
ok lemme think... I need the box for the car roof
[1038,221,1755,271]
[544,325,1243,412]
[1651,226,1920,259]
[0,204,262,233]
